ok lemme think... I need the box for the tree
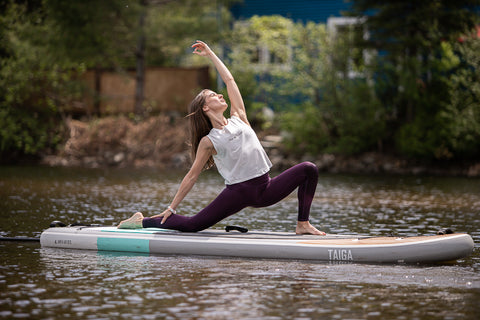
[440,34,480,159]
[347,0,480,159]
[0,0,237,160]
[45,0,236,116]
[135,0,235,116]
[228,16,384,156]
[0,2,72,159]
[45,0,141,115]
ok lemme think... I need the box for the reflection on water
[1,166,479,319]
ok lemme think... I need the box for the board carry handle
[225,226,248,233]
[50,221,67,227]
[437,228,454,235]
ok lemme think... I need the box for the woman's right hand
[192,40,213,57]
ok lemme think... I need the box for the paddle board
[40,226,474,264]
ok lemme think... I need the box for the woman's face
[203,90,227,113]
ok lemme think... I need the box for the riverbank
[42,116,480,177]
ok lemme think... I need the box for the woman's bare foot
[117,212,144,229]
[296,221,326,235]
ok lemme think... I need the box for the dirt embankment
[43,116,190,169]
[43,116,480,177]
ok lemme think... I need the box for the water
[1,165,479,319]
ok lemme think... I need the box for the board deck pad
[99,227,375,240]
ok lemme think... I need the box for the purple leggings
[143,161,319,232]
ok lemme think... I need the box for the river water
[1,165,479,319]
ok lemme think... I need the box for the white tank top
[207,116,272,185]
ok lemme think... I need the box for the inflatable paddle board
[40,226,474,264]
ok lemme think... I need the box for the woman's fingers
[191,41,203,50]
[161,211,171,224]
[192,40,206,47]
[192,46,202,55]
[151,209,172,224]
[191,40,211,56]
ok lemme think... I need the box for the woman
[118,40,325,235]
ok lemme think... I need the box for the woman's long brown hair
[187,89,215,170]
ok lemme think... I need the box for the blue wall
[231,0,352,23]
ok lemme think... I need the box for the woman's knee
[301,161,318,177]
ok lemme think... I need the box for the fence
[78,66,210,115]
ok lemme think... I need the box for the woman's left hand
[150,209,173,224]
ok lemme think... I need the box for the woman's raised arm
[192,40,249,125]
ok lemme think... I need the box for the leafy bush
[330,81,385,155]
[392,40,480,161]
[230,17,386,156]
[0,3,70,159]
[280,103,330,155]
[439,37,480,160]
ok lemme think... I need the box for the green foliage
[347,0,480,161]
[0,105,62,157]
[227,15,294,110]
[44,0,237,68]
[0,3,67,158]
[377,34,478,160]
[148,0,236,67]
[285,21,385,156]
[280,103,329,155]
[330,81,385,155]
[438,37,480,159]
[228,8,479,161]
[348,0,480,54]
[229,16,385,156]
[0,0,237,159]
[45,0,136,68]
[1,0,478,164]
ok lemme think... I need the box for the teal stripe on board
[97,237,150,253]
